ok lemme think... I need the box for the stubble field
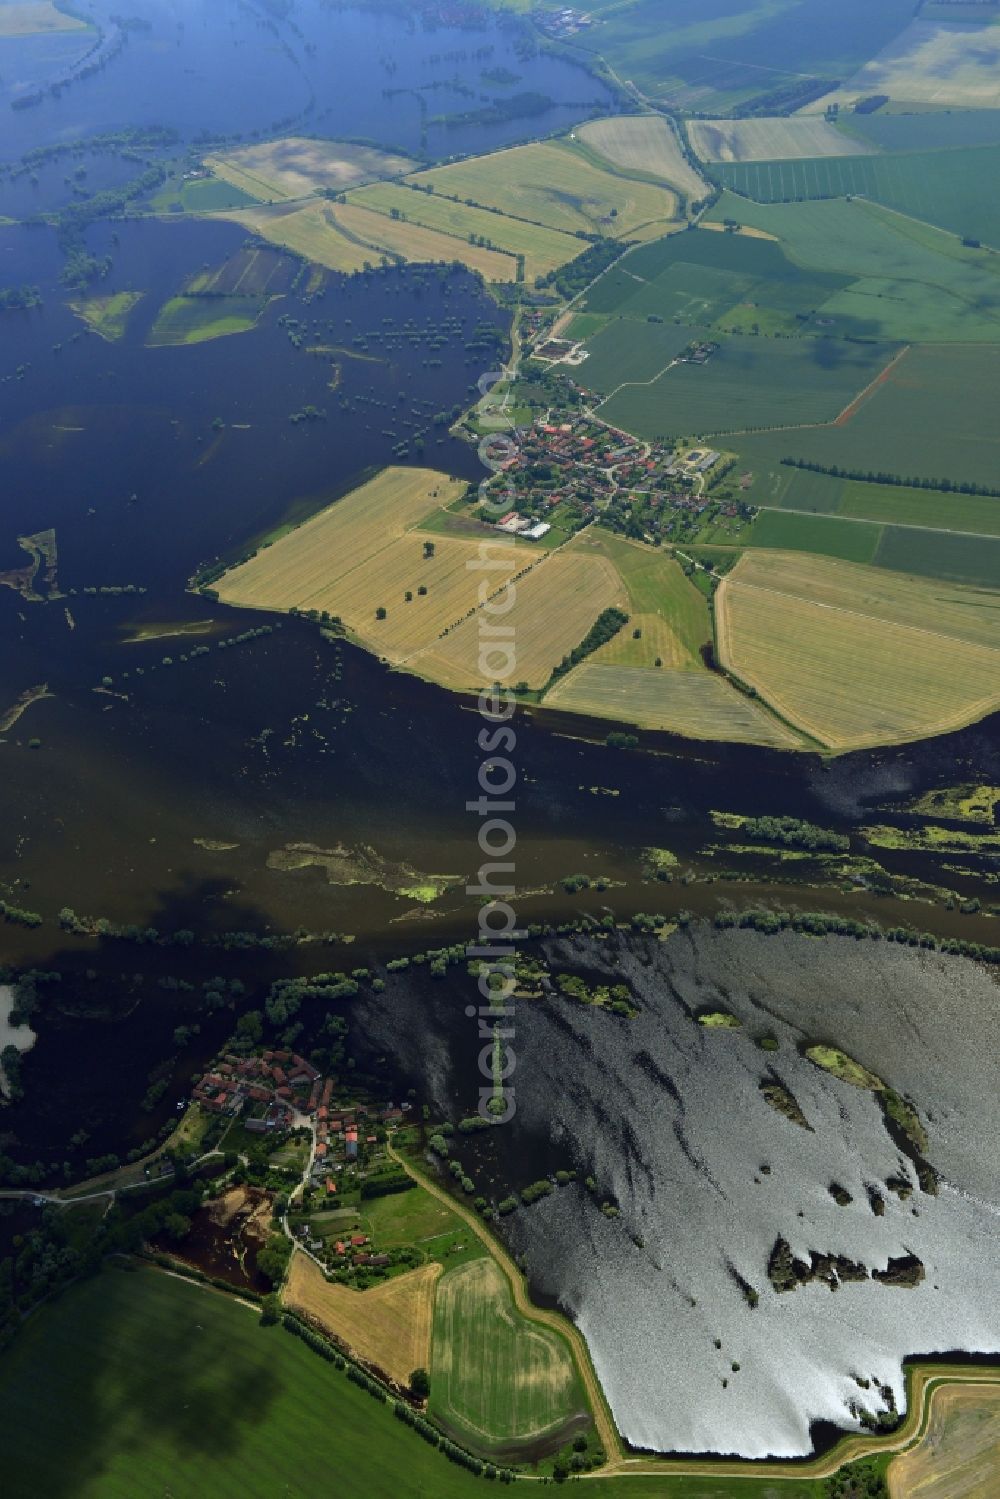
[715,551,1000,749]
[283,1251,441,1387]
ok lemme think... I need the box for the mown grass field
[887,1379,1000,1499]
[599,333,893,441]
[283,1251,441,1386]
[0,1266,488,1498]
[429,1257,586,1456]
[577,114,708,199]
[68,291,143,341]
[146,295,266,346]
[575,528,710,669]
[544,662,802,747]
[205,137,415,202]
[411,549,627,690]
[731,343,1000,494]
[688,117,872,163]
[347,181,580,281]
[409,140,678,240]
[714,145,1000,251]
[716,551,1000,749]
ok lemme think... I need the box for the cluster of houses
[532,6,593,39]
[193,1048,325,1131]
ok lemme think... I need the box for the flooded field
[153,1185,273,1295]
[354,925,1000,1457]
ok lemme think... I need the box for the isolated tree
[410,1367,431,1398]
[422,540,435,559]
[375,606,387,620]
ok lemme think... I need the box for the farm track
[389,1149,1000,1485]
[387,1143,624,1466]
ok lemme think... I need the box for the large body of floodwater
[0,0,612,160]
[354,925,1000,1458]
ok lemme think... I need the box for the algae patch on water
[267,842,461,902]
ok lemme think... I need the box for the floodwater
[0,0,612,161]
[354,925,1000,1458]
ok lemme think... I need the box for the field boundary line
[834,343,910,426]
[386,1141,624,1465]
[756,504,1000,542]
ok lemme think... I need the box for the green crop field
[429,1257,586,1457]
[714,145,1000,252]
[838,482,1000,537]
[0,1267,485,1498]
[584,226,849,333]
[874,527,1000,588]
[730,344,1000,493]
[147,295,266,346]
[705,194,1000,341]
[748,509,883,564]
[580,318,707,394]
[598,334,893,442]
[846,110,1000,153]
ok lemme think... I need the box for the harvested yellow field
[716,552,1000,750]
[545,662,801,746]
[0,2,86,36]
[220,199,515,279]
[331,202,516,281]
[687,117,872,163]
[411,550,627,690]
[347,181,580,281]
[204,137,415,202]
[222,202,372,274]
[410,139,678,239]
[283,1251,440,1387]
[326,531,522,664]
[215,466,466,612]
[577,115,708,200]
[889,1381,1000,1499]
